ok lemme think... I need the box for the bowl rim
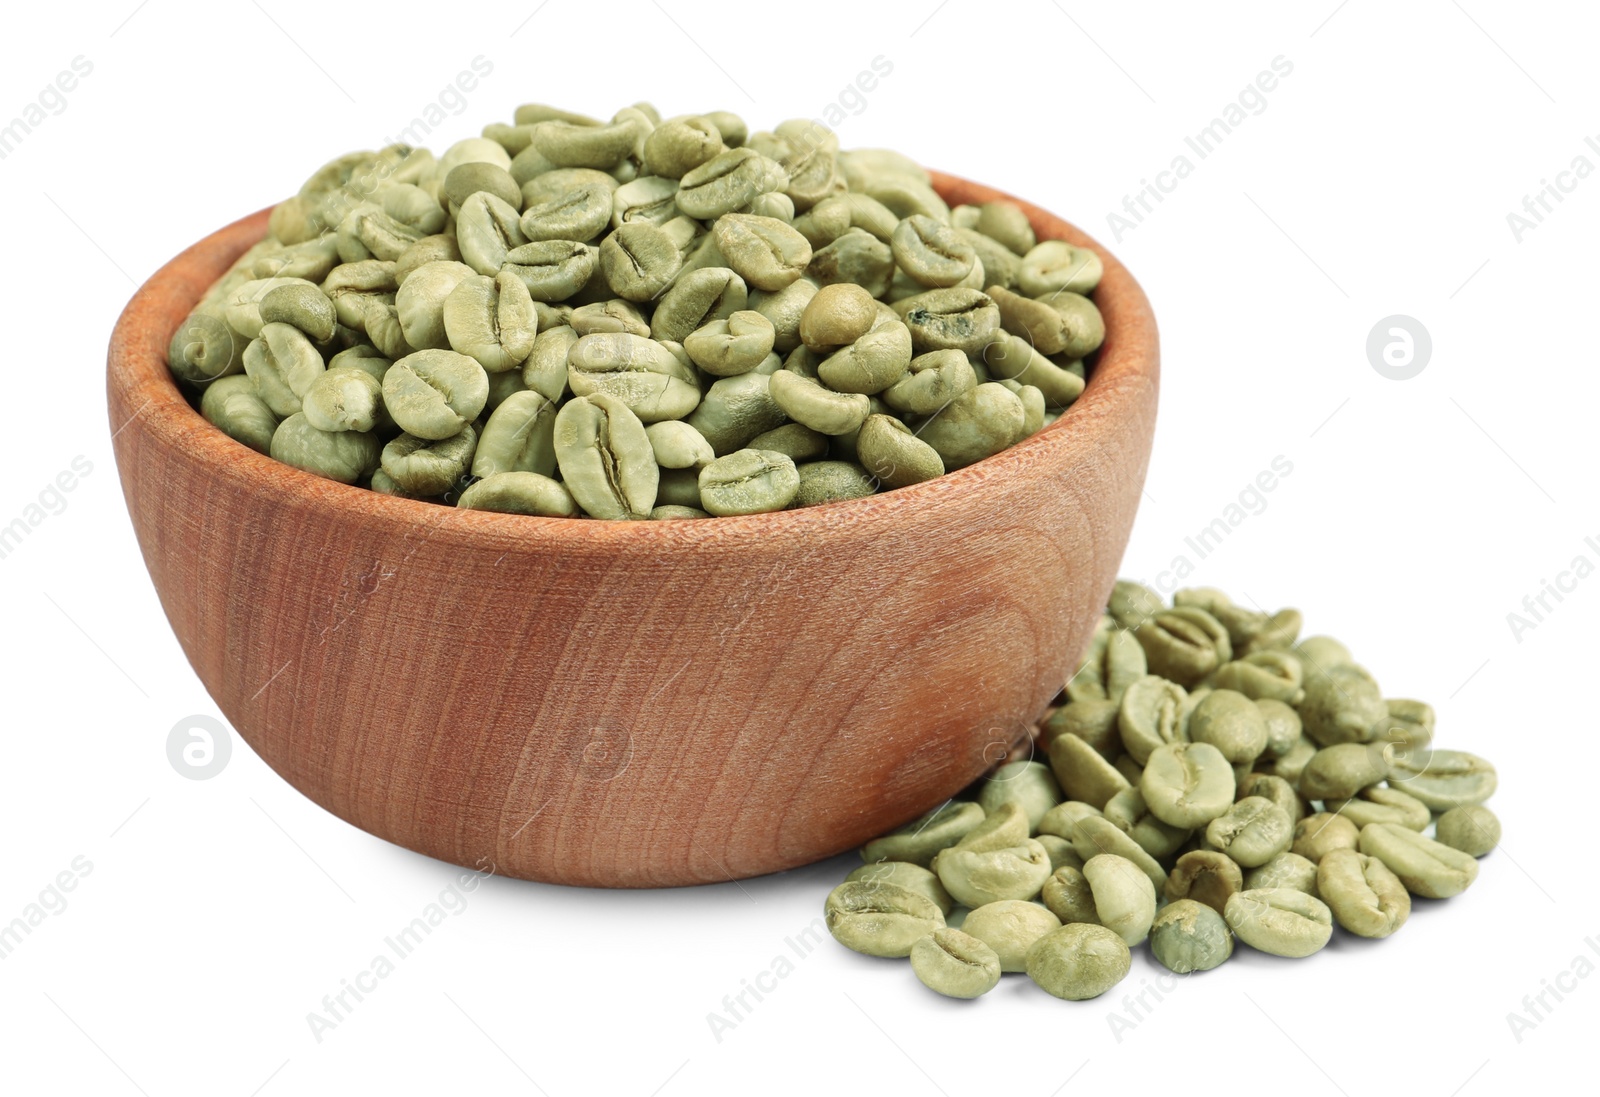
[108,170,1157,550]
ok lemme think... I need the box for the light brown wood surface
[106,174,1160,887]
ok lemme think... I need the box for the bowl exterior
[107,174,1158,887]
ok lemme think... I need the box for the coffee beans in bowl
[171,101,1106,519]
[826,580,1502,1001]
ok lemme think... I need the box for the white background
[2,1,1594,1093]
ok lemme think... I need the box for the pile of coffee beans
[170,101,1104,518]
[825,581,1500,1000]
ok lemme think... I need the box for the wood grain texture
[106,173,1160,887]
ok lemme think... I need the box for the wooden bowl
[107,173,1159,887]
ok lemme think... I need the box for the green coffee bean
[1358,823,1480,898]
[1046,699,1121,758]
[1082,853,1157,945]
[1373,699,1436,751]
[980,333,1085,409]
[880,349,977,417]
[457,472,578,517]
[1102,786,1191,859]
[1025,923,1131,1000]
[1150,899,1233,974]
[1237,773,1307,826]
[472,390,557,479]
[891,215,976,288]
[503,240,597,302]
[845,861,955,915]
[1165,850,1243,914]
[1323,786,1431,831]
[1049,733,1131,809]
[855,414,944,489]
[649,504,709,519]
[913,382,1025,470]
[1188,689,1270,765]
[1037,835,1083,873]
[1291,813,1361,863]
[1271,737,1318,786]
[1108,580,1162,631]
[395,235,462,285]
[1136,607,1232,686]
[528,117,641,171]
[381,426,477,496]
[395,260,476,350]
[1069,815,1168,894]
[383,349,489,440]
[824,880,945,958]
[443,271,539,372]
[793,460,876,506]
[808,228,895,298]
[1038,801,1103,841]
[270,413,380,484]
[676,148,788,219]
[1117,676,1187,764]
[1435,805,1501,857]
[713,214,811,292]
[1256,699,1304,758]
[816,315,912,395]
[697,449,800,516]
[201,375,279,453]
[977,761,1062,833]
[523,324,578,403]
[572,299,652,337]
[932,803,1053,906]
[1018,239,1102,297]
[910,929,1002,999]
[684,372,788,455]
[643,420,715,470]
[1244,852,1321,898]
[748,422,828,462]
[1299,742,1393,801]
[683,310,775,377]
[243,322,325,417]
[1386,749,1497,811]
[859,801,984,867]
[1213,652,1305,705]
[1140,741,1236,828]
[961,900,1062,972]
[769,369,871,435]
[1040,864,1099,924]
[1224,888,1333,958]
[643,117,725,179]
[444,162,522,213]
[456,192,528,276]
[566,333,701,422]
[1317,849,1410,938]
[548,393,657,518]
[259,283,337,343]
[797,282,879,350]
[302,367,383,433]
[1299,667,1387,746]
[1205,796,1293,868]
